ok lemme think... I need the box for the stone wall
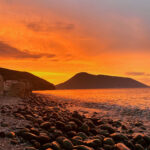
[0,74,4,96]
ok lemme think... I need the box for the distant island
[57,72,148,89]
[0,68,55,90]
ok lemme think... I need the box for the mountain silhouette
[56,72,148,89]
[0,67,55,90]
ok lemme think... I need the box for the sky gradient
[0,0,150,85]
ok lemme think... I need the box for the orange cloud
[0,41,56,59]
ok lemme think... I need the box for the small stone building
[4,80,32,98]
[0,74,4,96]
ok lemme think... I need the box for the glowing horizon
[0,0,150,85]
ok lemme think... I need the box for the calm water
[34,88,150,123]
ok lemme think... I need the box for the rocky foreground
[0,94,150,150]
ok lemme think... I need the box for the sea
[34,88,150,127]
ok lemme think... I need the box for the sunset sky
[0,0,150,85]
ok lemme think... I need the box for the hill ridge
[57,72,148,89]
[0,67,55,90]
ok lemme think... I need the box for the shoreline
[0,94,150,150]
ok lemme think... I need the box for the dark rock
[63,138,74,149]
[72,111,83,121]
[0,131,5,138]
[86,120,95,128]
[84,138,102,148]
[97,129,109,136]
[21,132,38,140]
[121,125,128,130]
[26,124,33,129]
[1,122,8,127]
[132,134,146,147]
[103,144,114,150]
[125,140,135,149]
[64,124,72,131]
[10,139,18,145]
[38,133,51,144]
[80,123,90,133]
[68,121,78,130]
[72,136,84,146]
[56,136,66,145]
[71,118,82,126]
[135,144,144,150]
[100,124,115,134]
[103,138,115,145]
[77,132,88,140]
[15,113,25,119]
[112,121,122,128]
[40,122,51,129]
[25,147,37,150]
[115,143,130,150]
[41,143,51,149]
[67,131,77,138]
[53,130,63,138]
[89,129,98,135]
[17,128,30,136]
[51,141,61,150]
[56,121,65,130]
[143,135,150,145]
[128,129,134,134]
[135,122,143,127]
[148,145,150,150]
[49,126,56,132]
[110,133,128,142]
[30,128,39,135]
[74,145,94,150]
[133,134,143,142]
[31,140,40,149]
[26,115,34,121]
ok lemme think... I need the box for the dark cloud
[0,41,56,59]
[26,22,75,32]
[126,72,150,76]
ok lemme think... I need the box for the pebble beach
[0,94,150,150]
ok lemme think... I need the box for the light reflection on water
[35,88,150,133]
[35,88,150,109]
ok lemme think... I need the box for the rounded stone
[56,136,66,145]
[80,123,90,133]
[51,141,61,150]
[74,145,94,150]
[40,122,51,129]
[38,133,50,144]
[25,147,37,150]
[100,124,115,134]
[103,138,115,145]
[110,133,128,142]
[77,132,88,140]
[10,139,18,145]
[84,139,102,148]
[41,143,51,149]
[135,144,144,150]
[63,138,74,149]
[115,143,130,150]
